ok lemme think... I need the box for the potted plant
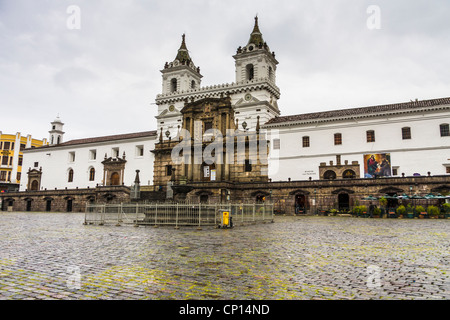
[360,205,368,217]
[330,209,338,216]
[416,205,426,219]
[443,203,450,219]
[373,206,381,218]
[427,205,439,219]
[406,204,414,219]
[396,205,406,219]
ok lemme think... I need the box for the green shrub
[427,205,439,216]
[352,205,367,215]
[396,205,406,216]
[374,207,381,216]
[415,205,426,213]
[379,197,387,207]
[443,203,450,213]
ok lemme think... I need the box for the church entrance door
[111,172,120,185]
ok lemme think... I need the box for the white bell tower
[49,116,65,146]
[233,16,278,85]
[156,34,203,139]
[231,16,281,131]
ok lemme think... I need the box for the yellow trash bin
[222,211,230,227]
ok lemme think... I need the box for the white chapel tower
[49,116,65,146]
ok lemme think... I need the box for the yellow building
[0,132,47,185]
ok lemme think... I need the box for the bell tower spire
[233,16,279,85]
[161,34,203,95]
[248,15,264,46]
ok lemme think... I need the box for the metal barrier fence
[84,202,274,228]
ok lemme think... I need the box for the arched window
[170,78,177,92]
[246,64,254,81]
[342,169,356,179]
[57,135,61,144]
[191,80,196,89]
[89,168,95,181]
[31,180,39,191]
[68,169,74,182]
[324,170,337,180]
[268,66,274,82]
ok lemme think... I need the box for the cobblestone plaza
[0,212,448,300]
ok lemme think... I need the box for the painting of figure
[364,153,391,178]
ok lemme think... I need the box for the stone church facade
[1,17,449,213]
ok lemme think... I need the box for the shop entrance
[295,194,306,214]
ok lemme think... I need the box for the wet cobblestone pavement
[0,212,449,300]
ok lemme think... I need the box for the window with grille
[302,136,310,148]
[402,127,411,140]
[440,124,449,137]
[273,139,280,150]
[366,130,375,142]
[334,133,342,145]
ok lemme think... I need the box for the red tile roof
[264,97,450,125]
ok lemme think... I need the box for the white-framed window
[273,138,280,150]
[136,145,144,157]
[89,149,97,161]
[112,147,119,158]
[68,151,76,162]
[392,166,400,176]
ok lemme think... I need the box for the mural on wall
[364,153,391,178]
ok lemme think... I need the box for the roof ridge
[265,97,450,125]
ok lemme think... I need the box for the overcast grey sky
[1,0,449,142]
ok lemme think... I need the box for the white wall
[267,109,450,181]
[21,136,156,191]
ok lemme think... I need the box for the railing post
[100,205,105,225]
[83,203,88,225]
[134,203,139,227]
[215,203,218,226]
[116,203,122,226]
[175,203,179,229]
[155,202,158,227]
[197,203,202,230]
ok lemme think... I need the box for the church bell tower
[49,116,65,146]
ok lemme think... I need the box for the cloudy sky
[1,0,449,142]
